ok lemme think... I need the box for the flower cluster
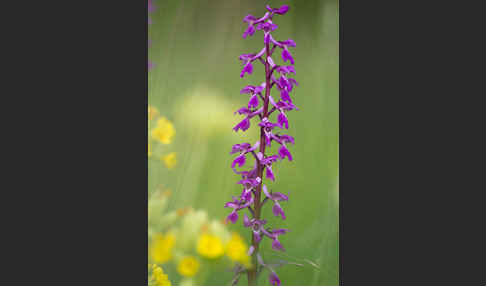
[149,263,172,286]
[148,105,177,169]
[149,189,251,286]
[225,4,297,286]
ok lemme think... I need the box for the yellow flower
[149,264,171,286]
[162,152,177,169]
[151,117,175,144]
[226,232,251,267]
[177,256,200,277]
[150,233,176,264]
[197,233,224,259]
[148,142,152,158]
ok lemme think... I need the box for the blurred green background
[149,0,338,285]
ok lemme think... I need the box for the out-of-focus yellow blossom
[162,152,177,169]
[197,233,225,259]
[151,117,175,144]
[148,142,152,158]
[226,232,251,268]
[148,105,159,120]
[149,264,171,286]
[150,233,176,263]
[177,256,200,277]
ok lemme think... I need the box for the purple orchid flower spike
[226,5,298,285]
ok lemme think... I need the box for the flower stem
[247,38,271,286]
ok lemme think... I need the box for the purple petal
[243,14,257,23]
[232,154,246,168]
[258,117,276,129]
[224,201,239,209]
[230,143,251,154]
[280,89,292,103]
[227,211,239,224]
[271,237,285,251]
[279,76,290,90]
[243,24,255,39]
[264,130,272,146]
[282,48,295,64]
[258,21,278,32]
[254,85,264,94]
[281,38,296,47]
[277,112,289,129]
[240,62,253,78]
[275,66,289,74]
[248,94,259,109]
[233,117,250,132]
[279,134,295,145]
[239,53,255,62]
[266,166,275,181]
[269,272,281,286]
[254,230,262,243]
[288,78,299,88]
[272,192,289,201]
[276,100,298,111]
[272,228,290,236]
[243,213,251,227]
[287,65,296,74]
[240,85,255,94]
[275,5,290,15]
[241,188,252,201]
[235,107,251,115]
[248,245,255,256]
[272,203,286,219]
[278,145,293,161]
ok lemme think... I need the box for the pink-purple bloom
[226,4,298,285]
[269,271,281,286]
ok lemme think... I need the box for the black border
[2,0,483,284]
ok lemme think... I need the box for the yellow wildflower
[149,264,171,286]
[177,256,200,277]
[226,232,251,267]
[162,152,177,169]
[150,233,176,263]
[197,233,224,259]
[151,117,175,144]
